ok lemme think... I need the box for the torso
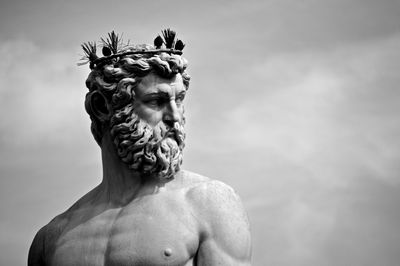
[44,171,206,266]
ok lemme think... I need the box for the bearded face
[109,102,185,179]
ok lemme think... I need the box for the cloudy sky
[1,0,400,265]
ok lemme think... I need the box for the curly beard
[109,103,185,179]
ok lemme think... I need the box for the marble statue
[28,29,251,266]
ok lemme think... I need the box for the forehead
[135,73,186,97]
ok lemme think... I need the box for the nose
[163,100,180,127]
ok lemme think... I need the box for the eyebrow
[142,88,186,98]
[141,91,169,98]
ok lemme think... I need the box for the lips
[163,128,185,147]
[164,129,179,144]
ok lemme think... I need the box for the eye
[143,97,166,109]
[146,99,159,106]
[175,93,186,106]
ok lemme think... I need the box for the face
[133,73,186,128]
[109,72,187,179]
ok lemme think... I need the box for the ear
[89,91,111,122]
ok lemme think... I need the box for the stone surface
[28,31,251,266]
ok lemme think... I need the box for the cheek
[134,106,163,127]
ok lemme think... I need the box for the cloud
[0,39,90,145]
[1,31,399,265]
[220,34,400,183]
[239,35,400,265]
[0,39,101,265]
[184,34,400,265]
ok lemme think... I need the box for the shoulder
[183,171,246,219]
[172,170,248,221]
[182,171,252,264]
[28,185,102,265]
[173,170,243,206]
[187,178,251,235]
[28,214,67,265]
[28,224,47,265]
[169,170,211,188]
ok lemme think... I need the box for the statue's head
[81,29,190,179]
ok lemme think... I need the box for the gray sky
[1,0,400,265]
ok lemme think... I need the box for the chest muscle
[50,197,199,266]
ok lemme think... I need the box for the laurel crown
[79,28,185,69]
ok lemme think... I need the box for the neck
[98,131,162,205]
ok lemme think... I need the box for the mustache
[159,122,185,147]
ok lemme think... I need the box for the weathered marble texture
[28,31,251,265]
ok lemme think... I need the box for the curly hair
[84,46,190,145]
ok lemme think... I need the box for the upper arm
[189,180,252,266]
[28,226,47,266]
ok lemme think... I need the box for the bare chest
[49,197,199,266]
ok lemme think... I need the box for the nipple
[164,248,172,257]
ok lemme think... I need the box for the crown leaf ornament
[154,35,164,49]
[175,39,185,51]
[79,41,98,68]
[79,29,185,69]
[102,46,112,57]
[100,31,124,55]
[162,28,176,48]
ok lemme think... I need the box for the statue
[28,29,251,266]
